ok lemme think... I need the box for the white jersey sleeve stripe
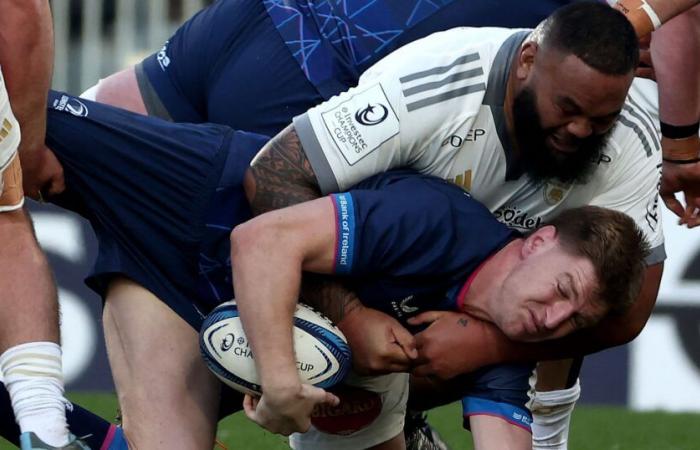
[402,67,484,97]
[622,105,661,151]
[293,113,340,193]
[617,114,655,157]
[406,82,486,112]
[399,52,480,83]
[626,96,661,149]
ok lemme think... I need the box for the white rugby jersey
[0,67,20,173]
[294,27,664,264]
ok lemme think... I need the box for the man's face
[488,227,607,342]
[512,46,633,183]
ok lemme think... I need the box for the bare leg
[103,277,221,449]
[91,67,148,115]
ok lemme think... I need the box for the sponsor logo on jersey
[354,103,388,126]
[53,95,89,117]
[494,206,543,231]
[156,41,171,70]
[448,170,472,192]
[543,180,571,206]
[441,129,486,148]
[399,296,418,314]
[321,84,399,165]
[593,153,612,165]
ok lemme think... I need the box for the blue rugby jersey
[328,170,517,323]
[263,0,571,98]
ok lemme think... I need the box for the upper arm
[231,196,338,274]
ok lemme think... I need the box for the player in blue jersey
[88,0,573,136]
[230,171,648,449]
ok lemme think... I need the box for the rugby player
[238,3,665,449]
[0,1,87,448]
[233,175,648,449]
[80,1,700,448]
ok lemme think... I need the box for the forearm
[615,0,700,37]
[231,225,302,390]
[300,274,363,324]
[0,0,53,156]
[652,5,700,156]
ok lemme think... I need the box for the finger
[661,192,686,218]
[243,394,257,421]
[407,311,445,326]
[391,325,418,359]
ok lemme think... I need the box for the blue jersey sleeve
[329,171,514,277]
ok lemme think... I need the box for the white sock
[530,379,581,450]
[0,342,71,447]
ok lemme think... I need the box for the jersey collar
[483,30,530,181]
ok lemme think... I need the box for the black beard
[512,87,612,184]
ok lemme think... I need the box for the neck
[461,239,521,322]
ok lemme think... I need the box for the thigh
[103,277,221,449]
[92,67,148,116]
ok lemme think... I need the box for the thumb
[391,324,418,359]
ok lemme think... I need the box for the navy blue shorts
[45,90,267,329]
[139,0,324,137]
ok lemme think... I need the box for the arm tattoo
[300,274,363,324]
[247,125,321,215]
[246,126,362,322]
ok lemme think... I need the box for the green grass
[1,393,698,449]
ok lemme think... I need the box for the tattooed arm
[242,125,417,373]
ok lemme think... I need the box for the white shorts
[289,372,409,450]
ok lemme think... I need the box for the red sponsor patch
[311,385,383,435]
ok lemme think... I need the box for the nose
[565,116,593,139]
[544,300,575,330]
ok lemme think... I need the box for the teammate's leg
[0,203,77,448]
[103,277,222,449]
[530,360,581,450]
[87,68,147,116]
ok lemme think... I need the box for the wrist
[613,0,660,37]
[662,134,700,162]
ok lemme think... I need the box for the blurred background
[34,0,700,413]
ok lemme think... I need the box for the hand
[661,159,700,228]
[243,384,339,435]
[409,311,504,380]
[338,305,418,375]
[20,145,65,200]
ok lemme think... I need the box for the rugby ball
[199,300,352,396]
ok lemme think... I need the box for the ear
[516,41,538,80]
[521,225,558,258]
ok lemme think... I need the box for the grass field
[1,393,698,449]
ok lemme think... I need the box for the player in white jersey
[0,2,87,449]
[241,3,662,448]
